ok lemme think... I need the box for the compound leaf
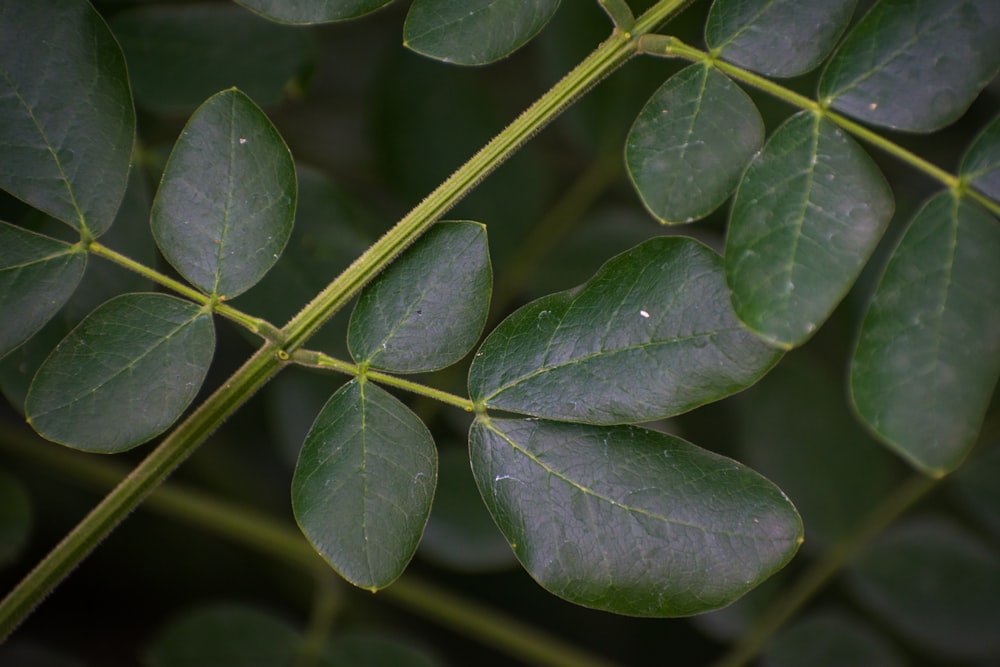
[349,221,491,373]
[235,0,393,24]
[705,0,857,77]
[404,0,561,66]
[469,236,782,424]
[0,0,133,236]
[818,0,1000,132]
[469,417,803,616]
[850,193,1000,475]
[151,89,296,299]
[293,379,436,590]
[0,222,86,359]
[626,64,764,224]
[25,293,215,453]
[726,111,894,348]
[960,114,1000,202]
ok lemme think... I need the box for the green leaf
[144,603,300,667]
[349,222,491,372]
[404,0,561,66]
[0,471,31,568]
[110,4,314,114]
[762,609,906,667]
[0,222,86,360]
[850,193,1000,475]
[469,236,782,424]
[321,633,443,667]
[960,113,1000,202]
[469,417,803,616]
[151,89,296,299]
[818,0,1000,132]
[625,64,764,224]
[235,0,394,24]
[846,516,1000,659]
[292,379,436,590]
[705,0,857,78]
[25,293,215,453]
[0,0,134,235]
[726,111,894,348]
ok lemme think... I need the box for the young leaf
[0,222,86,360]
[625,64,764,224]
[469,236,782,425]
[0,0,133,236]
[725,111,894,348]
[25,293,215,453]
[348,221,491,373]
[469,417,803,617]
[151,89,296,299]
[110,4,314,113]
[292,379,436,590]
[705,0,857,78]
[818,0,1000,133]
[762,609,906,667]
[235,0,394,24]
[960,113,1000,202]
[404,0,561,66]
[850,193,1000,475]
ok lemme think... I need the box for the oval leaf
[726,111,894,348]
[235,0,394,24]
[292,379,436,590]
[818,0,1000,132]
[0,0,134,235]
[470,417,803,616]
[348,221,491,372]
[469,236,782,424]
[850,193,1000,475]
[151,89,296,299]
[404,0,561,66]
[0,222,86,359]
[960,113,1000,202]
[625,64,764,224]
[705,0,857,78]
[25,293,215,453]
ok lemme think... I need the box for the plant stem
[709,473,940,667]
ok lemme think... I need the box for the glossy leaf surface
[762,609,905,667]
[25,293,215,453]
[626,64,764,224]
[819,0,1000,132]
[293,379,436,590]
[404,0,561,66]
[0,222,86,359]
[850,193,1000,475]
[469,237,782,424]
[960,114,1000,201]
[470,417,803,616]
[726,111,894,348]
[846,516,1000,659]
[0,0,133,236]
[110,4,314,113]
[349,222,491,372]
[705,0,856,77]
[151,89,295,299]
[235,0,393,24]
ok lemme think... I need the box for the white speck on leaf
[640,309,650,318]
[239,137,247,144]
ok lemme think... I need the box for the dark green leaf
[469,417,803,616]
[726,111,894,348]
[850,193,1000,475]
[144,603,299,667]
[151,89,296,299]
[25,293,215,453]
[625,64,764,224]
[960,113,1000,202]
[818,0,1000,132]
[0,471,31,567]
[0,222,86,360]
[110,4,314,113]
[846,516,1000,659]
[762,609,906,667]
[705,0,857,77]
[469,236,782,424]
[235,0,394,24]
[349,222,491,372]
[321,633,443,667]
[293,379,436,590]
[404,0,561,66]
[0,0,133,235]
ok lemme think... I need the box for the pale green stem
[597,0,634,29]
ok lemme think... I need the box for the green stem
[709,473,940,667]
